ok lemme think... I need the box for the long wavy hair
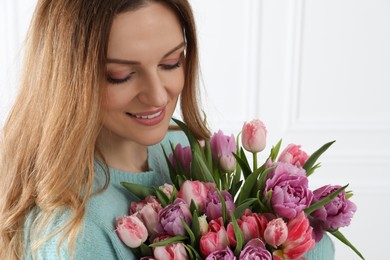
[0,0,209,258]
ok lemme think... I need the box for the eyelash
[107,60,182,85]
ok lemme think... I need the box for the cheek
[103,85,137,111]
[166,68,185,96]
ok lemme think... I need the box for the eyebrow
[106,42,186,65]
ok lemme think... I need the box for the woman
[0,0,334,259]
[0,0,208,258]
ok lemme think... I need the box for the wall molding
[282,0,390,133]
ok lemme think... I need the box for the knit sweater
[24,130,335,259]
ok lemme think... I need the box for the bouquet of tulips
[116,118,364,259]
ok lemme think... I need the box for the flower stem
[253,152,258,170]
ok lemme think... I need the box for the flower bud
[264,218,288,248]
[241,119,267,153]
[159,183,174,199]
[210,130,237,172]
[116,215,148,248]
[198,214,209,235]
[278,143,309,168]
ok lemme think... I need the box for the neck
[97,130,148,173]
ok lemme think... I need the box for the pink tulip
[278,144,309,168]
[241,119,267,153]
[200,217,230,257]
[129,196,163,236]
[130,196,162,215]
[263,218,288,248]
[151,235,188,259]
[153,242,188,260]
[227,209,269,247]
[177,180,210,211]
[273,212,315,259]
[159,183,174,199]
[116,215,148,248]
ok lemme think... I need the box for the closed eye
[107,72,135,84]
[159,60,182,71]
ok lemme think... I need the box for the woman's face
[100,2,185,146]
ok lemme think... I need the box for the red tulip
[227,209,268,247]
[199,217,229,257]
[273,212,315,259]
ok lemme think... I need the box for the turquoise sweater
[24,130,334,259]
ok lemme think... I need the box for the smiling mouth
[126,110,163,119]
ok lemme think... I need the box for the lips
[127,110,163,119]
[126,107,166,126]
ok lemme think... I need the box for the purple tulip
[205,190,236,221]
[158,198,192,236]
[169,144,192,172]
[265,162,313,219]
[205,246,236,260]
[210,130,237,173]
[311,185,357,231]
[239,238,272,260]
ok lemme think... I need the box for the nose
[138,70,168,107]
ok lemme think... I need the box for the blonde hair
[0,0,209,258]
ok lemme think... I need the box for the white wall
[191,1,390,259]
[1,1,389,259]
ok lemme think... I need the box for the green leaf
[235,148,252,179]
[176,175,187,190]
[257,166,276,199]
[264,189,273,209]
[345,191,354,200]
[120,182,155,200]
[184,244,195,259]
[329,230,365,259]
[191,210,201,244]
[191,152,215,183]
[155,188,169,207]
[204,139,213,173]
[229,180,243,199]
[236,168,262,205]
[216,189,227,224]
[270,139,282,161]
[139,243,153,256]
[212,168,221,190]
[303,140,336,174]
[306,162,321,177]
[305,185,348,215]
[180,217,196,247]
[231,213,244,256]
[161,144,180,189]
[190,200,198,215]
[172,118,205,161]
[234,198,257,219]
[183,244,203,260]
[149,236,187,247]
[256,190,268,212]
[169,187,178,204]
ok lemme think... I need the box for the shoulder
[305,233,335,260]
[24,203,136,259]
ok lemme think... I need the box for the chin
[137,125,169,146]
